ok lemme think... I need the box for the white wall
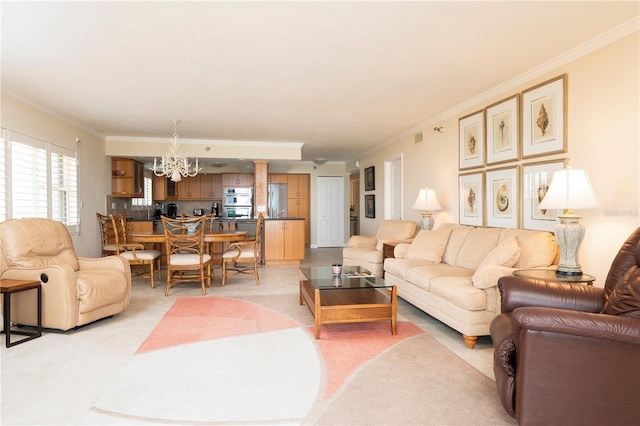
[357,32,640,284]
[1,93,110,257]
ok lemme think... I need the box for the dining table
[130,229,248,264]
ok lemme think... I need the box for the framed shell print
[486,166,519,229]
[522,159,566,231]
[486,94,519,165]
[459,171,484,226]
[459,110,485,170]
[522,74,567,158]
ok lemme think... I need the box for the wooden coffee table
[299,266,397,338]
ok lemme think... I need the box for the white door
[317,176,344,247]
[385,155,403,219]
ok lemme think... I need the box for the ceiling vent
[414,131,424,144]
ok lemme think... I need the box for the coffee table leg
[314,288,322,339]
[391,286,397,335]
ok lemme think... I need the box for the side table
[382,243,398,279]
[1,279,42,347]
[513,269,596,286]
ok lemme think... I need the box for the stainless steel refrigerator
[268,183,288,218]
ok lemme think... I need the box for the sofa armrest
[1,265,76,291]
[376,238,415,251]
[513,307,640,345]
[472,265,517,289]
[79,255,131,282]
[498,276,603,314]
[347,235,376,247]
[394,243,411,258]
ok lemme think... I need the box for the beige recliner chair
[343,220,418,276]
[0,218,131,331]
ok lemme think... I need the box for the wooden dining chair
[97,212,121,256]
[110,214,162,288]
[221,213,264,286]
[162,215,212,296]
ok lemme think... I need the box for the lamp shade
[538,168,600,211]
[412,188,442,211]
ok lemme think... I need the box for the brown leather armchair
[490,228,640,426]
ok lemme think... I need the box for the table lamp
[538,165,600,276]
[412,187,442,230]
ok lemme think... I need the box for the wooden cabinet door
[284,220,305,260]
[268,174,288,184]
[297,174,310,198]
[199,174,222,199]
[153,175,166,200]
[264,220,285,260]
[177,176,201,199]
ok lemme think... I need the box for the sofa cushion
[406,264,473,291]
[440,224,474,266]
[455,228,503,270]
[429,276,487,311]
[472,264,518,289]
[405,227,453,263]
[601,266,640,319]
[478,236,520,268]
[499,229,558,269]
[384,258,433,280]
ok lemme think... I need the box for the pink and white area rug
[91,295,423,424]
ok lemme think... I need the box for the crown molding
[1,86,107,139]
[381,16,640,149]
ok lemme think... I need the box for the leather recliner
[490,227,640,426]
[0,217,131,331]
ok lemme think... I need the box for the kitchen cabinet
[126,221,154,249]
[222,173,253,187]
[152,175,178,200]
[177,176,201,199]
[200,174,222,200]
[287,174,310,245]
[268,174,288,184]
[264,219,305,264]
[288,174,310,198]
[111,158,144,198]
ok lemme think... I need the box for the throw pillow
[405,227,452,263]
[601,275,640,319]
[479,236,521,268]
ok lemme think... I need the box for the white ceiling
[2,1,638,164]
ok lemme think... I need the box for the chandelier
[153,120,201,182]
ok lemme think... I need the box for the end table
[513,269,595,286]
[1,279,42,347]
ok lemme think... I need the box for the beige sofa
[383,223,558,348]
[0,218,131,331]
[343,220,418,276]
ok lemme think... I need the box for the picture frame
[364,166,375,191]
[459,110,485,170]
[365,194,375,218]
[485,94,519,165]
[458,171,484,226]
[485,166,519,229]
[522,74,567,158]
[522,159,566,231]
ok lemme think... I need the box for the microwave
[224,187,252,207]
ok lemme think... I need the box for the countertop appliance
[167,203,178,218]
[193,208,205,216]
[268,183,288,218]
[211,202,220,217]
[223,187,252,219]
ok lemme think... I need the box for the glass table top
[299,266,391,289]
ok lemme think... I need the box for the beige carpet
[88,293,516,425]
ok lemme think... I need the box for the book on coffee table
[344,271,376,278]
